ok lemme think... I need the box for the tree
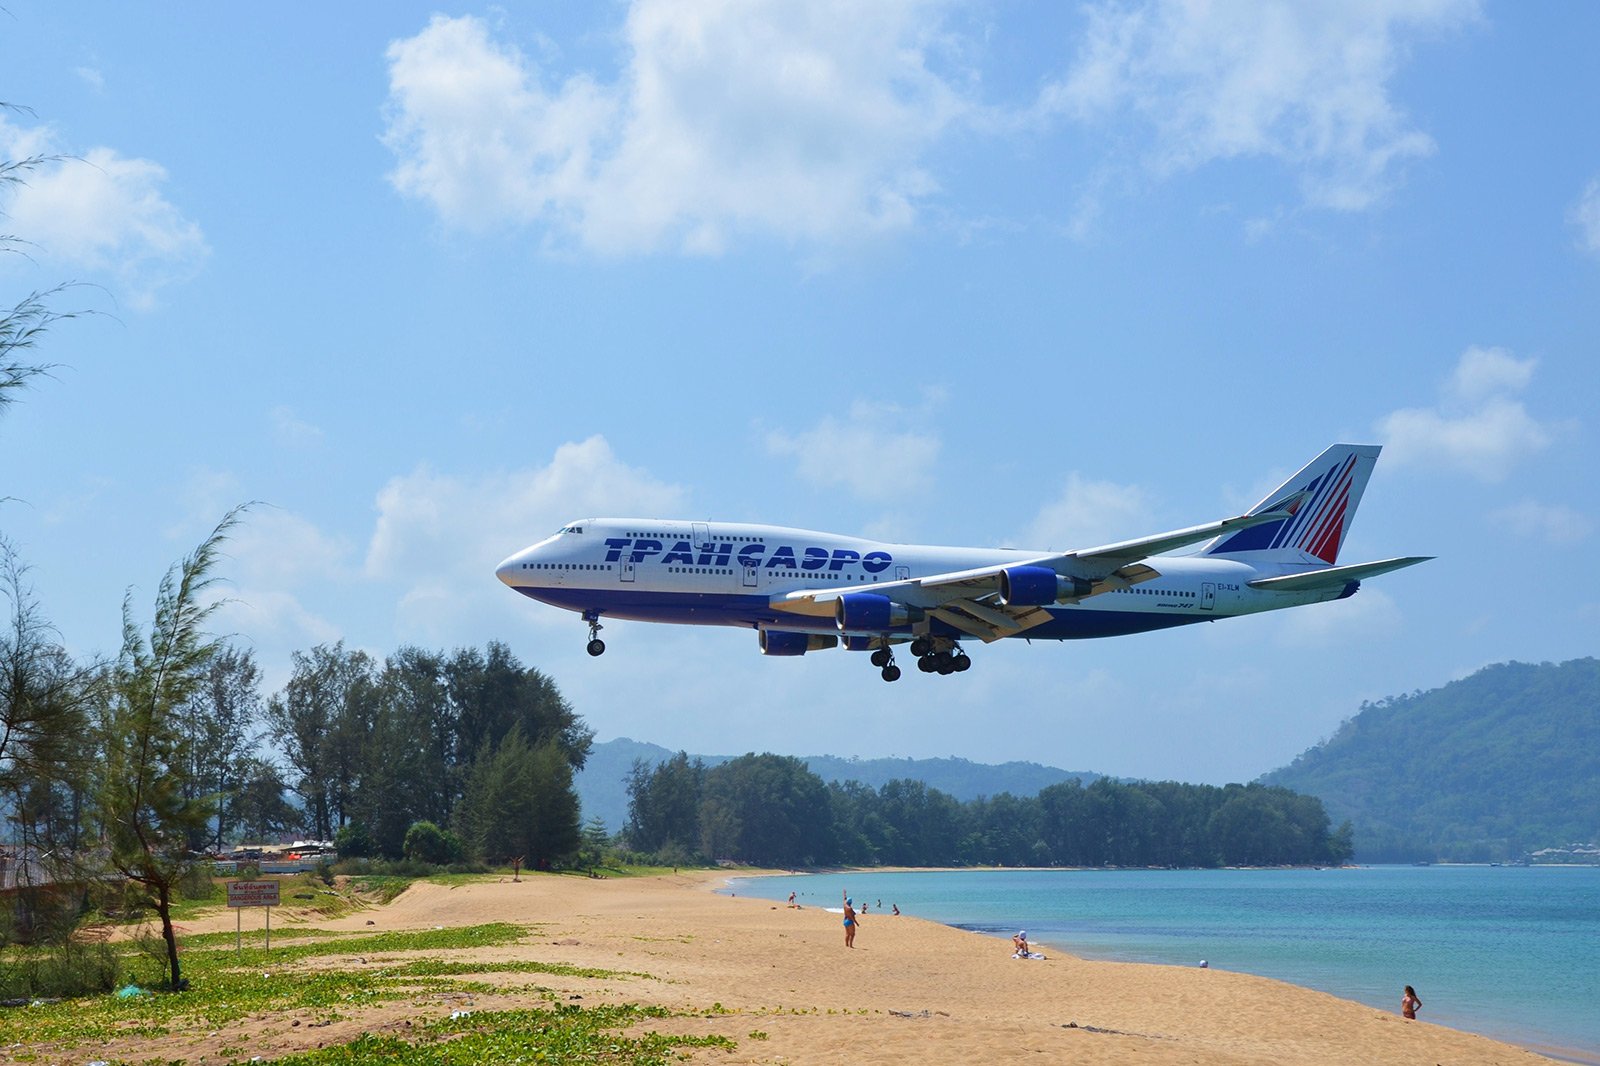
[456,726,580,870]
[625,752,704,856]
[0,541,95,842]
[96,510,243,991]
[699,754,832,867]
[231,756,301,842]
[447,642,592,773]
[177,644,262,852]
[265,642,375,840]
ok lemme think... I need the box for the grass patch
[268,1004,734,1065]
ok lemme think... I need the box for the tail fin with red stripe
[1201,445,1381,565]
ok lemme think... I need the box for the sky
[2,1,1596,786]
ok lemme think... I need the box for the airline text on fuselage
[602,538,893,573]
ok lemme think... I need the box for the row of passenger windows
[1115,587,1196,598]
[522,562,612,571]
[667,567,734,575]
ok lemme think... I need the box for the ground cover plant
[0,919,729,1064]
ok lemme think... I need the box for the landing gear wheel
[583,612,605,656]
[917,655,936,672]
[935,652,957,675]
[881,664,901,682]
[954,652,972,672]
[870,647,891,668]
[910,637,932,657]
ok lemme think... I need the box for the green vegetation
[0,920,725,1063]
[1262,658,1600,862]
[625,751,1351,868]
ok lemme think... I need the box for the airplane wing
[771,502,1301,642]
[1247,556,1433,592]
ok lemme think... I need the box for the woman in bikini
[842,891,859,948]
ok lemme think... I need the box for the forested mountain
[1261,658,1600,862]
[574,738,1096,830]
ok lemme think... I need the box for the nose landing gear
[584,612,605,656]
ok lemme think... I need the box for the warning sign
[227,880,280,908]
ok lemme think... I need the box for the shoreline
[722,866,1599,1066]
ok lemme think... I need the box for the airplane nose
[495,553,522,587]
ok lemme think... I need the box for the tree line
[626,751,1354,869]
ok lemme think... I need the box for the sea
[723,865,1600,1063]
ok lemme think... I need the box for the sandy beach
[64,870,1565,1065]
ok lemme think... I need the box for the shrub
[0,941,121,999]
[402,822,463,866]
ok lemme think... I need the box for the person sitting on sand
[1012,930,1029,956]
[842,892,859,948]
[1402,985,1421,1020]
[892,903,899,916]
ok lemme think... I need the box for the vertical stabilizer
[1202,444,1381,564]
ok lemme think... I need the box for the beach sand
[77,870,1562,1065]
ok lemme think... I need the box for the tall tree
[177,644,262,851]
[457,726,580,870]
[624,751,704,855]
[447,641,592,773]
[0,541,97,871]
[97,510,242,991]
[265,642,374,840]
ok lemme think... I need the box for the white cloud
[363,436,688,636]
[1017,473,1153,550]
[0,117,208,308]
[1570,177,1600,256]
[764,400,941,499]
[1375,346,1553,481]
[382,3,968,254]
[1490,500,1593,546]
[270,406,325,449]
[1040,0,1479,211]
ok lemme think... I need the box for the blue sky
[3,1,1595,784]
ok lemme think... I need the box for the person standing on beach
[842,891,859,948]
[1401,986,1421,1019]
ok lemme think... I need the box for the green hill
[1261,658,1600,862]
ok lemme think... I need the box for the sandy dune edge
[121,871,1561,1065]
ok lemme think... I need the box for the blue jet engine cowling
[996,565,1093,606]
[834,592,922,632]
[759,630,839,656]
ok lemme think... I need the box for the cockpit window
[557,525,585,535]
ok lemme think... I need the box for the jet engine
[996,565,1093,606]
[759,630,839,656]
[834,592,922,632]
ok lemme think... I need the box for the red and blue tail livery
[496,443,1431,682]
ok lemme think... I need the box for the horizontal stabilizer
[1247,556,1433,592]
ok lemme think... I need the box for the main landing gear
[584,612,605,657]
[868,645,901,683]
[910,636,971,675]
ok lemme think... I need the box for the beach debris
[889,1009,947,1019]
[114,985,148,999]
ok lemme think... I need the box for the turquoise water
[724,866,1600,1060]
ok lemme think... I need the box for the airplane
[495,443,1430,682]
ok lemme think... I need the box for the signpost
[228,879,280,953]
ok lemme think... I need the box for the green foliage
[403,821,464,865]
[0,920,724,1066]
[0,939,120,999]
[97,508,248,990]
[1262,658,1600,862]
[456,726,580,869]
[335,821,376,858]
[625,753,1349,868]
